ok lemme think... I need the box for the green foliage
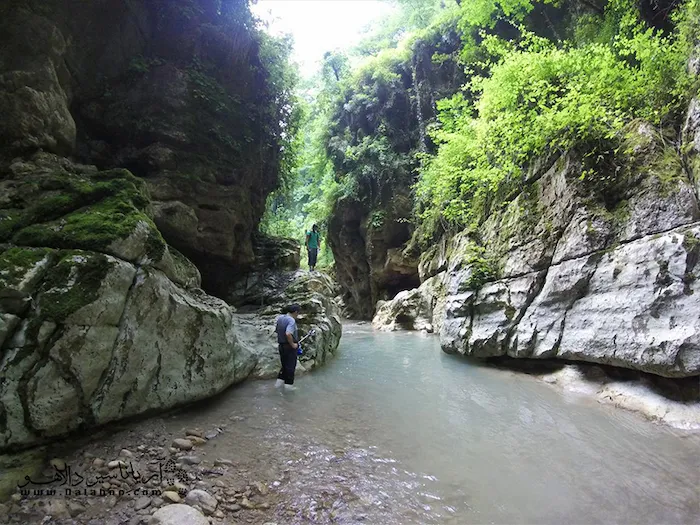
[457,0,553,29]
[357,0,452,56]
[258,31,304,192]
[369,210,386,229]
[415,0,694,233]
[259,49,346,269]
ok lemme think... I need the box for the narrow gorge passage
[13,324,698,525]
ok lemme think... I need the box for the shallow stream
[155,323,700,524]
[10,322,699,524]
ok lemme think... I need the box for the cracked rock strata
[374,120,700,379]
[0,250,254,452]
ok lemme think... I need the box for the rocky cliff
[374,118,700,380]
[0,0,286,292]
[0,0,341,454]
[327,23,465,319]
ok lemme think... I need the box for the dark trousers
[278,343,297,385]
[308,248,318,267]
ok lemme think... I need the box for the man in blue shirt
[275,303,301,390]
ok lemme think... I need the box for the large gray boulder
[372,274,445,333]
[0,248,255,451]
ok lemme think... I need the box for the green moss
[0,211,22,241]
[0,247,54,288]
[0,168,151,248]
[169,247,198,279]
[587,199,629,230]
[611,200,630,226]
[13,196,151,253]
[585,219,596,237]
[7,167,158,257]
[683,230,700,252]
[651,149,684,198]
[37,252,111,322]
[144,229,167,262]
[457,244,500,291]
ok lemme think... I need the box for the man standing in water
[275,304,301,390]
[305,224,321,272]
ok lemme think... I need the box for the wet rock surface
[375,122,700,380]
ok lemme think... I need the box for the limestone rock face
[375,121,700,378]
[0,247,253,451]
[0,0,342,455]
[328,194,419,320]
[227,271,342,379]
[0,9,76,156]
[0,0,285,296]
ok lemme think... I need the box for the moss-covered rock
[2,156,162,260]
[0,251,254,453]
[36,251,111,323]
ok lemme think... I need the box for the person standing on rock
[275,304,301,390]
[305,224,321,271]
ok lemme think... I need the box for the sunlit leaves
[415,0,693,230]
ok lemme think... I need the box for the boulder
[251,234,301,271]
[228,270,342,378]
[0,249,254,450]
[184,490,217,516]
[149,504,209,525]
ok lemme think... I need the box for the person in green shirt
[305,224,321,271]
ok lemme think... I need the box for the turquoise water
[159,323,699,524]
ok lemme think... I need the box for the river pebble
[45,500,70,518]
[172,439,193,450]
[134,497,151,511]
[67,501,86,516]
[185,489,218,515]
[150,504,209,525]
[163,491,182,503]
[49,458,66,470]
[239,497,254,509]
